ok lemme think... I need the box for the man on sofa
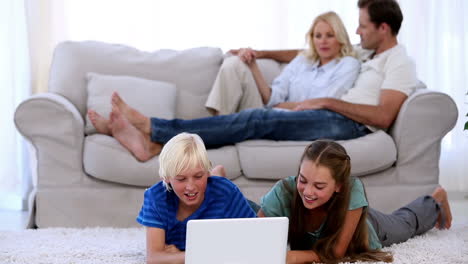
[89,0,419,162]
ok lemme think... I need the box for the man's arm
[274,101,300,110]
[229,49,300,63]
[295,90,408,130]
[256,50,301,63]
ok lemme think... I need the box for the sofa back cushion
[49,41,223,119]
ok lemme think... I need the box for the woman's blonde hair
[302,11,356,62]
[158,133,212,190]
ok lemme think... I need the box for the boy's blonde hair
[158,133,212,190]
[302,11,356,62]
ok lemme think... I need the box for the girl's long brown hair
[286,140,392,263]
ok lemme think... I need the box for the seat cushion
[83,135,242,187]
[236,130,397,180]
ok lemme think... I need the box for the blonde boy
[137,133,255,263]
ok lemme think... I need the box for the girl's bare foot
[111,92,151,135]
[431,187,452,229]
[88,110,111,135]
[211,165,226,177]
[109,107,162,162]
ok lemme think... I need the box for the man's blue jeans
[150,108,370,147]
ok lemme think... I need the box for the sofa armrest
[389,89,458,183]
[14,93,86,186]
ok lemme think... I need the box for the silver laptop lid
[185,217,289,264]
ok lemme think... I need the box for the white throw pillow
[85,72,177,135]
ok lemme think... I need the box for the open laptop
[185,217,289,264]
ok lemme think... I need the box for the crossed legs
[87,92,162,162]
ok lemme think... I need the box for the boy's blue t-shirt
[260,176,382,249]
[136,176,256,250]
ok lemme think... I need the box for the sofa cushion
[83,134,242,187]
[236,130,396,180]
[85,73,177,134]
[49,41,223,119]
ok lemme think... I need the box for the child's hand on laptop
[164,244,181,253]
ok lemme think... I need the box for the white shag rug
[0,224,467,264]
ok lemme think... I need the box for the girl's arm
[286,250,320,264]
[285,208,363,263]
[333,207,363,258]
[258,209,321,263]
[146,227,185,264]
[259,207,363,263]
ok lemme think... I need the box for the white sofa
[15,41,458,228]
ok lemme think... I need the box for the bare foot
[211,165,226,177]
[88,110,111,135]
[431,187,452,229]
[109,107,162,162]
[111,92,151,134]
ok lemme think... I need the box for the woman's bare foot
[109,107,162,162]
[431,186,452,229]
[210,165,226,177]
[111,92,151,135]
[88,110,111,135]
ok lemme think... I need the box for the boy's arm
[146,227,185,264]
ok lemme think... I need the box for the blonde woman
[136,133,255,263]
[205,11,360,115]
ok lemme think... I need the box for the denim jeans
[150,108,370,147]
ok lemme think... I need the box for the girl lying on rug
[258,140,452,263]
[136,132,256,264]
